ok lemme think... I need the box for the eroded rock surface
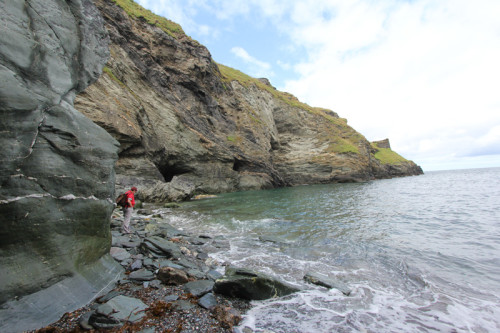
[76,0,422,202]
[0,0,120,331]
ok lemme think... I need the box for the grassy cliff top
[112,0,186,39]
[371,143,409,165]
[217,64,348,124]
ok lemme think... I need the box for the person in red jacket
[122,186,137,234]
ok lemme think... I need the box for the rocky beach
[30,203,306,333]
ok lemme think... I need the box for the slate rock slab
[97,295,148,322]
[198,293,217,309]
[128,269,155,282]
[183,280,214,297]
[110,247,131,261]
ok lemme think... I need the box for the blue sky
[136,0,500,171]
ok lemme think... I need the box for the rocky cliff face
[75,0,422,203]
[0,0,122,330]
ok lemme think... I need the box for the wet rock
[214,267,300,300]
[184,280,214,297]
[212,305,242,330]
[303,272,351,296]
[157,266,191,285]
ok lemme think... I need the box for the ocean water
[162,167,500,332]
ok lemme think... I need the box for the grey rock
[157,259,184,270]
[89,312,121,329]
[214,267,300,300]
[79,311,94,330]
[129,269,155,282]
[142,236,182,258]
[110,247,131,261]
[0,1,117,324]
[164,295,179,302]
[172,300,196,311]
[98,295,148,322]
[184,280,215,297]
[198,293,218,310]
[97,290,122,303]
[207,269,224,281]
[186,268,207,280]
[130,259,143,271]
[303,272,351,296]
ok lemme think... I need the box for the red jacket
[125,190,135,208]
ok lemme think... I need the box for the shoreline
[31,205,251,333]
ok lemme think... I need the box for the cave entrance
[158,162,191,182]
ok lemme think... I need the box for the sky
[136,0,500,171]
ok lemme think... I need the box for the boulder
[157,266,192,285]
[213,267,299,300]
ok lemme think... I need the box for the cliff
[0,0,122,331]
[75,0,422,202]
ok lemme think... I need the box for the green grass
[112,0,186,39]
[328,139,360,154]
[372,143,408,165]
[103,66,125,87]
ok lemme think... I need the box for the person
[122,186,137,234]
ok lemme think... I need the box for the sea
[161,167,500,333]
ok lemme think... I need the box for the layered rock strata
[0,0,121,331]
[75,0,422,202]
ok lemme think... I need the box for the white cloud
[280,0,500,170]
[136,0,500,170]
[231,47,273,78]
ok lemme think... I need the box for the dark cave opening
[158,163,191,182]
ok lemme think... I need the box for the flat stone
[207,269,224,281]
[184,280,214,297]
[198,293,217,309]
[97,290,122,303]
[110,247,131,261]
[130,259,143,271]
[142,236,182,258]
[128,269,155,282]
[98,295,148,322]
[172,300,196,311]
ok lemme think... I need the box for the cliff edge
[75,0,422,203]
